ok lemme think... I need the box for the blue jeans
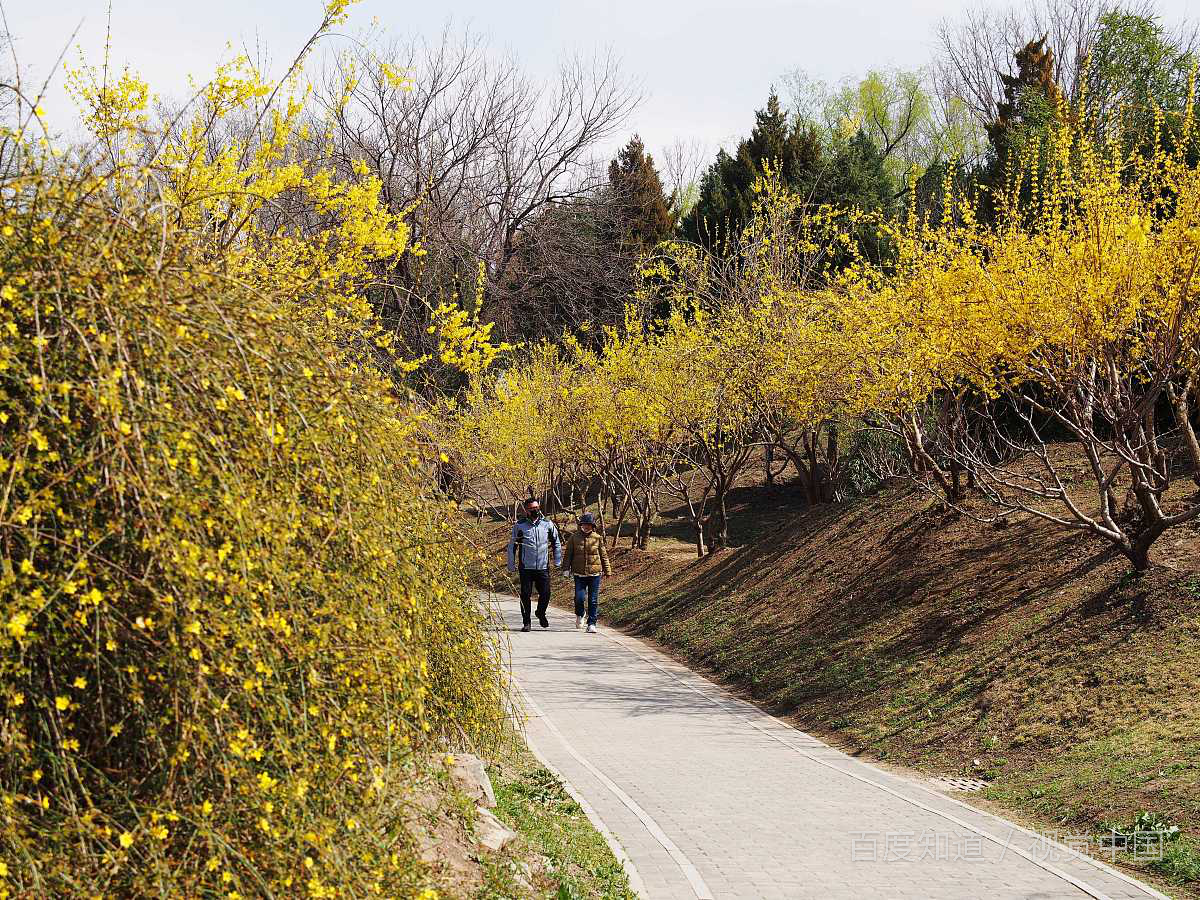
[573,575,601,625]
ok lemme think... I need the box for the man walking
[562,512,611,633]
[507,498,562,632]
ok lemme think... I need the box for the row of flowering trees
[439,96,1200,571]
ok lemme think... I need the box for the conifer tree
[682,91,822,247]
[608,135,675,254]
[985,36,1063,175]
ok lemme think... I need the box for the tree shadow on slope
[604,475,1200,768]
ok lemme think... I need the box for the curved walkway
[493,592,1168,900]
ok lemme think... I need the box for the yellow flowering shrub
[444,92,1200,568]
[0,14,505,898]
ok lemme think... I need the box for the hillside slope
[591,477,1200,892]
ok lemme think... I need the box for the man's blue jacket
[507,515,563,572]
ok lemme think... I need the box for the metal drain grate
[930,776,989,793]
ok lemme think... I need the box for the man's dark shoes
[520,623,531,632]
[537,613,549,629]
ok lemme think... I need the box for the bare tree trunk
[594,485,607,532]
[902,413,958,502]
[779,441,819,505]
[677,490,707,558]
[824,423,840,502]
[1124,528,1162,573]
[610,494,630,549]
[1168,377,1200,488]
[627,494,653,550]
[635,510,652,550]
[707,494,730,552]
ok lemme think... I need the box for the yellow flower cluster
[443,92,1200,562]
[0,7,507,898]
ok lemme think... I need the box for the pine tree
[608,135,674,255]
[682,91,822,247]
[819,130,892,211]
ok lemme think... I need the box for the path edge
[598,623,1172,900]
[512,681,649,898]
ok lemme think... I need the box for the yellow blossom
[4,613,28,639]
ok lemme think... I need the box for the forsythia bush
[0,12,506,899]
[444,96,1200,566]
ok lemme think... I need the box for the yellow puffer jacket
[563,529,612,577]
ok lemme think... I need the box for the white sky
[6,0,1199,163]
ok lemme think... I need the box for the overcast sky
[7,0,1200,163]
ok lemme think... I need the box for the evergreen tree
[817,130,895,266]
[608,135,675,255]
[682,91,822,247]
[911,158,975,227]
[985,36,1063,179]
[818,130,893,211]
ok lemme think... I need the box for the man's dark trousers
[519,568,551,626]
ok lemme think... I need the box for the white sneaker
[576,615,583,630]
[586,624,597,633]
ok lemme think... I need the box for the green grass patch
[486,740,635,900]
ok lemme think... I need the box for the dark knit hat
[579,512,596,526]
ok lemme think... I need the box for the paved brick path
[494,593,1168,900]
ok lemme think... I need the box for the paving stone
[495,593,1165,900]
